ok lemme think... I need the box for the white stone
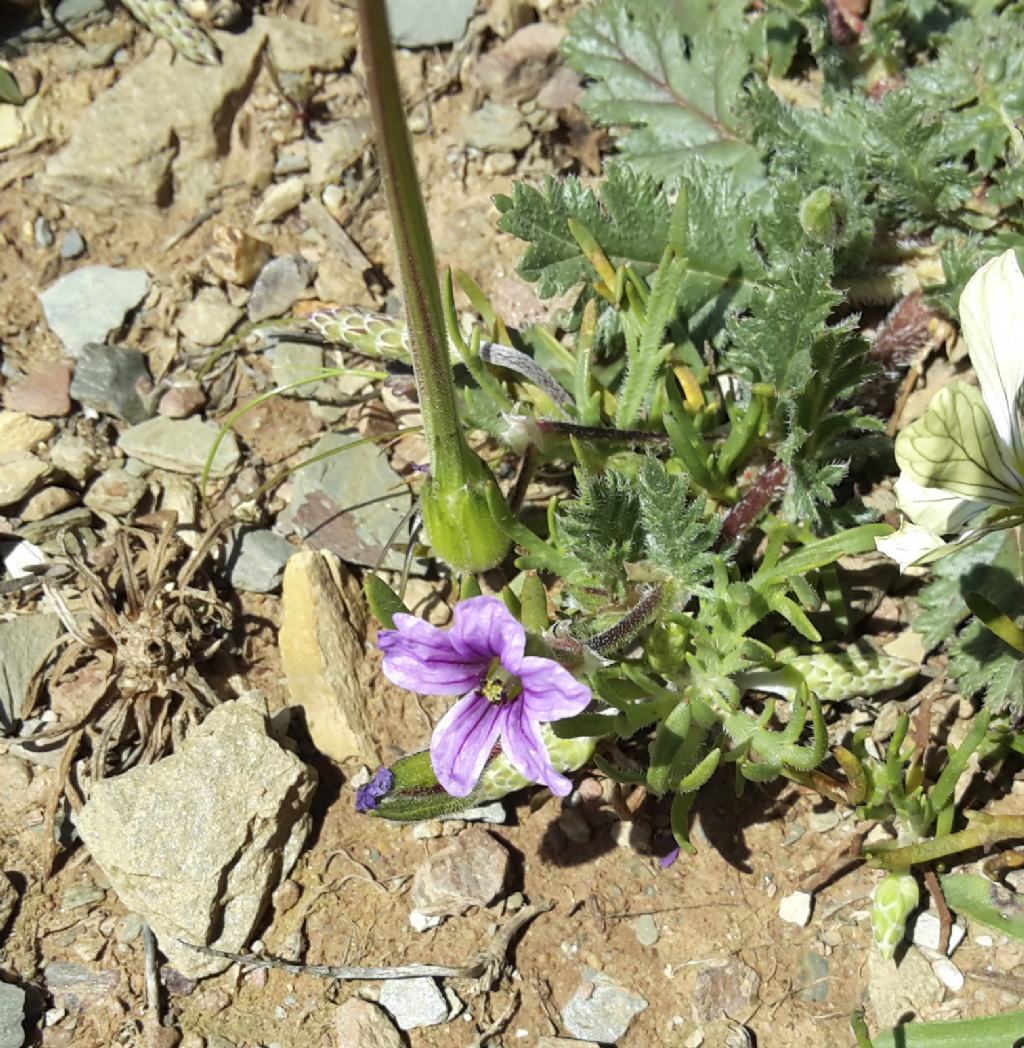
[778,891,813,927]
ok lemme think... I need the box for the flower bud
[420,445,511,573]
[871,871,920,960]
[357,729,597,821]
[799,187,844,245]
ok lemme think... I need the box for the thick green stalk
[357,1,510,572]
[358,1,462,477]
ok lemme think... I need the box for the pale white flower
[877,249,1024,568]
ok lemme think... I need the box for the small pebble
[778,891,813,927]
[409,909,443,933]
[60,229,86,259]
[631,913,660,946]
[35,216,55,247]
[808,810,841,833]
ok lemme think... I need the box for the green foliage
[494,161,764,319]
[723,251,884,521]
[914,530,1006,649]
[905,7,1024,173]
[555,469,643,603]
[635,459,720,597]
[561,0,763,184]
[948,617,1024,716]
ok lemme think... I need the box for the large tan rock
[39,29,266,210]
[75,701,316,978]
[279,551,376,763]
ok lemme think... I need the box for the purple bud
[659,846,681,869]
[355,767,395,813]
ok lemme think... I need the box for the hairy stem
[358,0,464,479]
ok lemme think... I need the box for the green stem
[866,813,1024,869]
[358,0,464,480]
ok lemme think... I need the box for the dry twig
[179,900,555,994]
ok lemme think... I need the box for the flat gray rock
[38,267,150,359]
[0,981,26,1048]
[385,0,475,47]
[117,417,239,477]
[562,968,648,1044]
[74,701,316,978]
[227,529,294,593]
[176,287,243,348]
[247,255,316,322]
[379,977,449,1030]
[270,341,324,397]
[0,614,62,732]
[277,432,412,571]
[461,101,532,153]
[70,343,155,423]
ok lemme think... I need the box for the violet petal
[430,691,505,797]
[449,596,526,671]
[501,700,572,796]
[518,655,592,720]
[380,613,489,694]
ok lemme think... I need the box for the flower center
[479,660,522,705]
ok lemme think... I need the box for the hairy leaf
[636,458,720,597]
[562,0,763,184]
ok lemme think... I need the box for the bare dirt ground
[1,3,1023,1047]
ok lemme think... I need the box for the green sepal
[364,574,410,630]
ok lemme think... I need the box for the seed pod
[121,0,221,66]
[791,643,918,702]
[871,871,920,960]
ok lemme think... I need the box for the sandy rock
[279,551,375,763]
[74,701,316,978]
[39,30,266,211]
[866,948,944,1029]
[247,254,316,322]
[17,487,77,523]
[0,870,17,932]
[49,434,97,484]
[410,828,509,917]
[158,382,206,419]
[206,226,272,286]
[83,467,148,516]
[778,891,813,927]
[471,23,566,103]
[461,101,533,153]
[176,287,243,347]
[253,177,307,225]
[692,958,761,1024]
[378,978,450,1031]
[4,361,74,418]
[0,412,54,452]
[0,452,50,507]
[257,15,357,73]
[334,998,404,1048]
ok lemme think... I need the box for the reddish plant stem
[718,460,789,546]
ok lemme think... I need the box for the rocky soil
[1,2,1023,1047]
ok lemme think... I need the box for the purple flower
[355,767,394,812]
[379,596,591,797]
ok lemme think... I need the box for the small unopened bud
[871,871,919,960]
